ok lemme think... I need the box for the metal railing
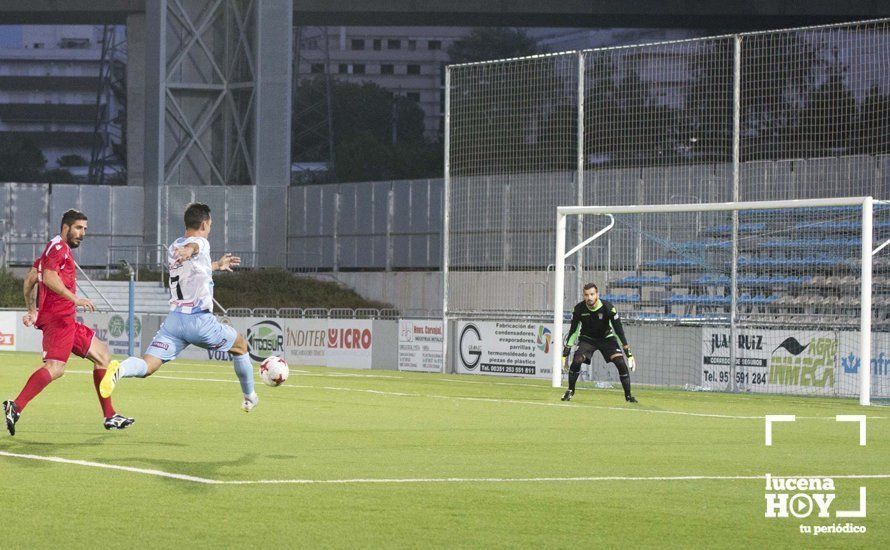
[1,240,46,268]
[106,244,167,283]
[219,307,411,319]
[280,252,326,273]
[74,261,117,311]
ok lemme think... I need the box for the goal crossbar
[552,196,876,406]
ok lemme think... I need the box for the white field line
[218,473,890,485]
[165,362,311,374]
[148,370,243,375]
[65,371,887,421]
[169,362,402,379]
[2,451,888,486]
[0,450,217,484]
[440,377,587,390]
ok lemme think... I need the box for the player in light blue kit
[100,203,259,412]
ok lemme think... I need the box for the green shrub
[0,270,23,308]
[102,267,394,311]
[213,269,394,310]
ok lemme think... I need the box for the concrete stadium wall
[316,271,444,314]
[1,155,888,275]
[0,183,144,267]
[286,178,442,271]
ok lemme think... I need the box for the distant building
[527,28,709,52]
[296,26,473,138]
[0,25,122,169]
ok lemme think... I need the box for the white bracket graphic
[764,415,796,446]
[765,415,868,446]
[836,487,868,518]
[835,415,867,446]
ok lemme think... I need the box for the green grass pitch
[0,350,887,548]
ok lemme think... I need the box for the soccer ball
[259,356,289,387]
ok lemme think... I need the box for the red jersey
[35,235,77,326]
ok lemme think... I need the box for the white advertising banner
[702,328,838,395]
[283,319,327,367]
[0,311,17,351]
[125,316,376,369]
[325,319,374,370]
[241,317,287,362]
[237,317,373,369]
[78,312,142,356]
[837,331,890,399]
[455,320,555,379]
[398,319,442,372]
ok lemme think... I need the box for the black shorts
[574,337,623,364]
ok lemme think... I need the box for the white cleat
[241,392,259,413]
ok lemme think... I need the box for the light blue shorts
[146,311,237,362]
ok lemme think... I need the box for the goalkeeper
[561,282,637,403]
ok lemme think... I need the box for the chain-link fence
[445,19,890,399]
[446,18,890,319]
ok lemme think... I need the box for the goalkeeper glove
[562,345,571,358]
[627,356,636,372]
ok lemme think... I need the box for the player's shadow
[4,435,188,451]
[1,436,187,474]
[106,452,259,481]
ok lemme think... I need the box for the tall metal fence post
[576,51,585,299]
[128,266,136,357]
[729,34,742,392]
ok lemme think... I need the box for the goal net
[552,198,889,405]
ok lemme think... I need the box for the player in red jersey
[3,209,134,436]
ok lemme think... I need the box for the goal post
[552,197,882,406]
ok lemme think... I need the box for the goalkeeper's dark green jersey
[565,299,629,347]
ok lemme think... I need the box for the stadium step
[76,280,170,314]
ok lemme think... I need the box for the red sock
[14,367,53,412]
[92,368,116,418]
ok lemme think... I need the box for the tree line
[449,30,890,177]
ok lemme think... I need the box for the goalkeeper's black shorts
[574,336,623,364]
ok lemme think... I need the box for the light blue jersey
[146,310,237,362]
[168,236,215,313]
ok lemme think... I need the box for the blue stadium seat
[700,222,765,236]
[692,274,730,285]
[676,240,731,251]
[642,258,707,269]
[600,294,640,303]
[758,238,861,249]
[613,275,672,285]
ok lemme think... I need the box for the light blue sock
[119,357,148,378]
[232,354,255,396]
